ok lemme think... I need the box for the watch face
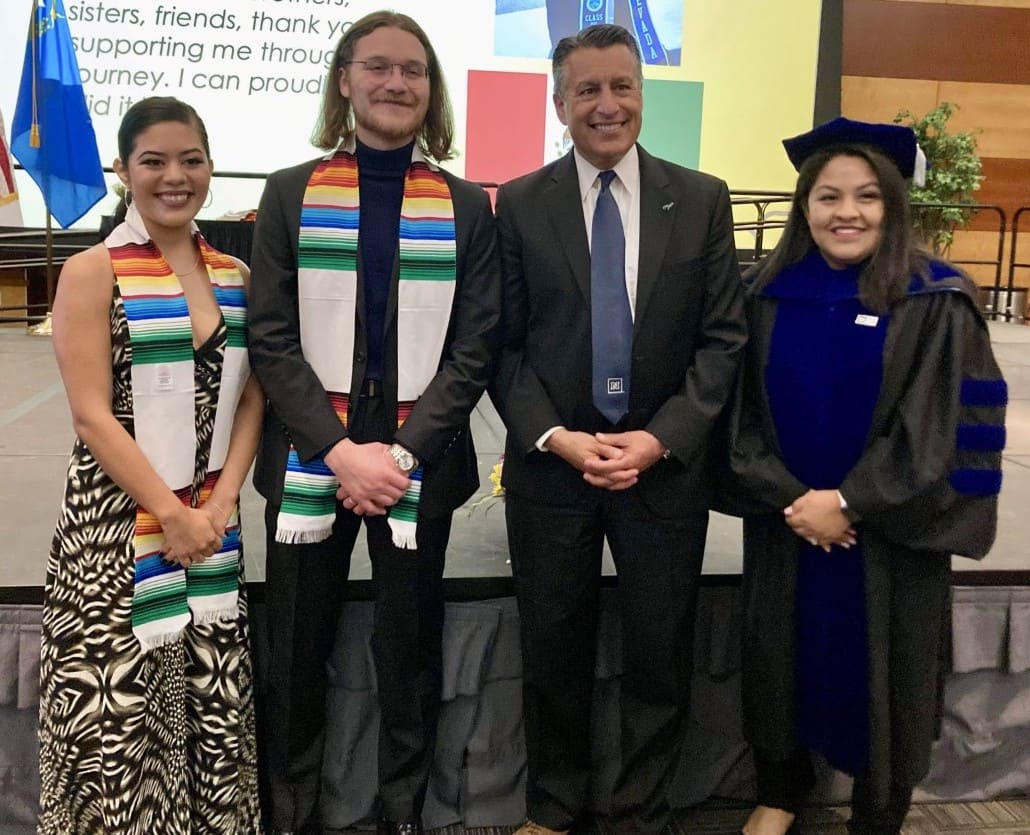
[391,445,414,472]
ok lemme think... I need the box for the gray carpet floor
[3,801,1029,832]
[414,800,1030,834]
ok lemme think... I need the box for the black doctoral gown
[726,251,1007,803]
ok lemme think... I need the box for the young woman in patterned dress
[38,97,264,833]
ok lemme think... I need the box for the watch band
[389,443,418,474]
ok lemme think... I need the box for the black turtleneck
[356,138,412,382]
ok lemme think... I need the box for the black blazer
[248,155,501,518]
[489,146,746,517]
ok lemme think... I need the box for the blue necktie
[591,170,632,424]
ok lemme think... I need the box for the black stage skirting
[1,220,253,263]
[1,221,254,325]
[1,584,1027,829]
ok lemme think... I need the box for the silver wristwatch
[388,443,418,475]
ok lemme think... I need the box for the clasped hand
[546,429,665,491]
[328,438,410,516]
[784,489,857,552]
[161,505,225,568]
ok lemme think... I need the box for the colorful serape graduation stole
[274,146,456,549]
[132,473,242,638]
[107,204,250,651]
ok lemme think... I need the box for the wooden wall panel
[948,157,1030,232]
[843,0,1030,291]
[843,1,1030,84]
[896,0,1030,6]
[843,1,1030,253]
[948,229,1029,290]
[945,0,1030,7]
[841,78,1030,164]
[938,81,1030,158]
[976,157,1030,215]
[841,76,939,123]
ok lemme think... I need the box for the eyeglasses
[346,59,429,81]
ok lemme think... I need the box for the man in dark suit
[247,11,500,835]
[490,24,746,834]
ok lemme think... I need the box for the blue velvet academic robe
[763,251,889,774]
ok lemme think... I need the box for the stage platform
[0,321,1026,590]
[0,319,1025,588]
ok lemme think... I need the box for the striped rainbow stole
[274,149,456,548]
[111,233,248,651]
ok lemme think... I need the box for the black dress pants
[506,488,708,833]
[257,393,450,832]
[754,748,914,834]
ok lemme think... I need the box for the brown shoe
[742,805,796,835]
[514,821,570,835]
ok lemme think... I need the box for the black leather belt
[360,378,383,398]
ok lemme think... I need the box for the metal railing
[1006,206,1030,322]
[0,228,93,324]
[2,181,1024,323]
[729,196,1018,321]
[915,203,1008,320]
[730,190,792,267]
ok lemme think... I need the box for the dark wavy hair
[311,11,455,161]
[112,96,211,224]
[552,24,643,99]
[746,145,932,313]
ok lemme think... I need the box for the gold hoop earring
[123,189,133,208]
[202,188,213,210]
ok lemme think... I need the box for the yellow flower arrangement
[488,459,504,498]
[468,455,505,514]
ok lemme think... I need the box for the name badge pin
[855,314,879,327]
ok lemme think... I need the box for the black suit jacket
[489,146,746,517]
[248,155,501,518]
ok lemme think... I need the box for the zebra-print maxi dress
[38,284,262,834]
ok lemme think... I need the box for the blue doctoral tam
[782,117,919,179]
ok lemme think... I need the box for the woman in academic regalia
[728,118,1007,835]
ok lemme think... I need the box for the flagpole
[13,0,107,319]
[28,209,55,336]
[13,0,106,339]
[45,209,55,307]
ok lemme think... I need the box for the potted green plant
[893,102,983,254]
